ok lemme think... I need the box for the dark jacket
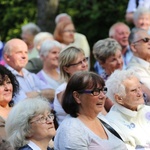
[18,144,52,150]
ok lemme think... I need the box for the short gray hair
[59,46,85,81]
[39,40,62,57]
[55,13,71,24]
[106,70,139,103]
[128,27,147,44]
[21,22,41,35]
[33,32,54,50]
[133,7,150,23]
[109,22,130,37]
[93,38,122,63]
[5,97,51,149]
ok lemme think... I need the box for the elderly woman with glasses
[106,69,150,149]
[5,97,55,150]
[54,21,90,68]
[54,71,127,150]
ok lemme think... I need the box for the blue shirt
[0,41,4,61]
[6,65,53,104]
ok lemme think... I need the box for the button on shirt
[6,65,53,104]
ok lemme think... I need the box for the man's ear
[114,94,124,105]
[73,91,81,104]
[3,54,10,62]
[130,44,137,53]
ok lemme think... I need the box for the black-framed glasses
[30,113,54,124]
[66,57,88,67]
[78,87,107,96]
[133,37,150,44]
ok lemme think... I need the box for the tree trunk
[37,0,59,34]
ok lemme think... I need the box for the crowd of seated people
[1,7,150,149]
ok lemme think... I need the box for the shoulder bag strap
[99,119,123,141]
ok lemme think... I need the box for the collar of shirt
[5,64,30,77]
[133,56,150,70]
[115,103,144,118]
[28,141,41,150]
[101,71,109,81]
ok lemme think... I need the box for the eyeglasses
[66,57,88,67]
[63,29,76,33]
[133,37,150,44]
[78,87,107,96]
[30,113,54,124]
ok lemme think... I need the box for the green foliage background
[0,0,130,67]
[59,0,129,48]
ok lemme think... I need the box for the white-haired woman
[37,40,63,90]
[133,7,150,34]
[5,97,55,150]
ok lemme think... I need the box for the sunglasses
[133,37,150,44]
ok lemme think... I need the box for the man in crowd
[3,38,55,104]
[127,28,150,89]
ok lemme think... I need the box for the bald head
[3,38,28,55]
[3,38,28,72]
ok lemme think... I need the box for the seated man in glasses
[127,28,150,103]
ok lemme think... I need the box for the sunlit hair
[59,46,85,82]
[109,22,130,37]
[5,97,51,149]
[3,38,27,56]
[33,32,54,51]
[93,38,122,63]
[128,28,147,45]
[62,71,105,117]
[54,21,74,44]
[55,13,72,24]
[133,7,150,23]
[106,69,140,103]
[39,40,62,57]
[21,22,41,36]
